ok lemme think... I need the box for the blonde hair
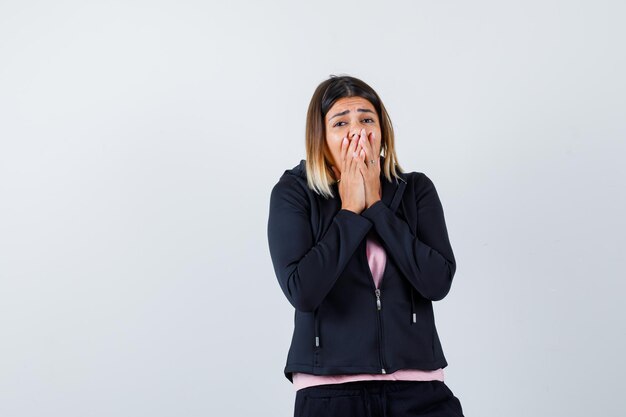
[304,74,404,199]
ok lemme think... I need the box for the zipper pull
[375,289,381,310]
[381,368,386,374]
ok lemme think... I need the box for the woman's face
[324,96,382,173]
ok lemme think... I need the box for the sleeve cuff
[336,208,374,228]
[360,200,387,220]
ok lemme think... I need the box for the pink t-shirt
[292,232,444,390]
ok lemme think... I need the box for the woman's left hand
[354,128,382,209]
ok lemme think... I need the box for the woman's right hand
[331,134,366,214]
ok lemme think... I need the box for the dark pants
[294,380,465,417]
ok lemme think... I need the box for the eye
[333,118,375,127]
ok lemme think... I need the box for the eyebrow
[328,108,375,121]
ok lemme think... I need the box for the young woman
[267,75,465,417]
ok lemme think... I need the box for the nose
[349,127,364,140]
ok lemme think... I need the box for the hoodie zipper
[362,240,388,374]
[374,288,387,374]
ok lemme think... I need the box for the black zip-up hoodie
[267,155,457,383]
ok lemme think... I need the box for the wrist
[365,197,382,209]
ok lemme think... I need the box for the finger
[344,142,351,175]
[355,149,366,177]
[339,137,349,173]
[354,131,362,155]
[352,140,363,174]
[365,131,380,169]
[358,128,372,162]
[369,130,376,150]
[358,134,372,174]
[369,131,380,167]
[351,132,360,152]
[348,139,358,176]
[347,134,358,170]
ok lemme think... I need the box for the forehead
[327,96,375,113]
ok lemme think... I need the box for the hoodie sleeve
[360,173,456,301]
[267,176,373,312]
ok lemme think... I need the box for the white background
[1,1,624,416]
